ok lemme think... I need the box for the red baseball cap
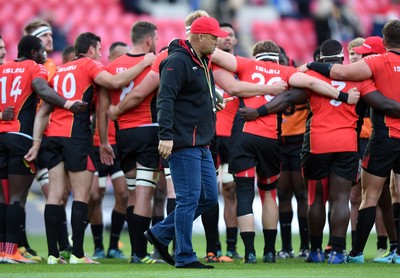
[353,36,386,55]
[190,17,229,38]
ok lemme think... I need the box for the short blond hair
[185,10,209,27]
[348,37,364,51]
[24,20,52,35]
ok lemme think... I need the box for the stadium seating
[251,18,317,64]
[0,0,186,65]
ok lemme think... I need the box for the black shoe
[176,261,215,269]
[263,252,276,263]
[26,248,38,256]
[144,229,175,266]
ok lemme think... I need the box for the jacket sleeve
[157,55,187,140]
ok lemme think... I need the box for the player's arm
[211,48,238,73]
[213,68,287,97]
[95,53,155,89]
[288,72,360,104]
[0,106,14,121]
[108,70,160,120]
[24,101,53,162]
[239,88,308,121]
[362,90,400,118]
[97,87,115,165]
[32,77,88,113]
[305,60,372,81]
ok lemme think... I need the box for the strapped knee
[235,177,255,217]
[164,168,171,180]
[35,168,49,187]
[257,174,279,191]
[136,167,160,187]
[221,164,234,183]
[125,175,136,191]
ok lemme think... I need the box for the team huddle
[0,9,400,268]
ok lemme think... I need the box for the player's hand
[100,143,115,166]
[107,105,121,121]
[239,107,259,121]
[1,106,14,121]
[143,53,156,67]
[24,145,40,162]
[158,140,173,159]
[216,97,233,111]
[347,87,360,105]
[268,80,288,95]
[297,63,310,73]
[69,101,88,114]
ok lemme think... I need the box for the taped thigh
[136,166,160,188]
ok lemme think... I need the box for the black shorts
[362,137,400,177]
[37,136,51,170]
[0,133,35,176]
[45,137,96,172]
[216,136,231,165]
[357,138,369,160]
[116,126,159,172]
[94,144,122,177]
[229,132,281,178]
[280,135,303,172]
[301,151,359,182]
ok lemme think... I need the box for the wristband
[256,106,269,117]
[306,62,333,77]
[337,91,349,103]
[63,100,73,110]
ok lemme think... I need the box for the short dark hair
[62,45,75,62]
[219,22,236,36]
[130,21,157,45]
[109,41,128,53]
[320,39,343,62]
[74,32,101,56]
[382,19,400,49]
[17,35,42,59]
[62,45,74,57]
[219,22,234,30]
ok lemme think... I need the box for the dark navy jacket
[157,39,217,149]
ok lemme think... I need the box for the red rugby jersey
[0,60,48,134]
[303,70,377,154]
[92,94,116,146]
[108,53,156,130]
[151,50,168,74]
[46,57,104,139]
[92,118,116,146]
[364,52,400,139]
[233,57,296,138]
[213,64,239,137]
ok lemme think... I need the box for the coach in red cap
[353,36,386,55]
[146,17,228,269]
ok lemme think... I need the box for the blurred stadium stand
[1,0,398,65]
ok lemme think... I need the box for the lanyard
[199,58,216,113]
